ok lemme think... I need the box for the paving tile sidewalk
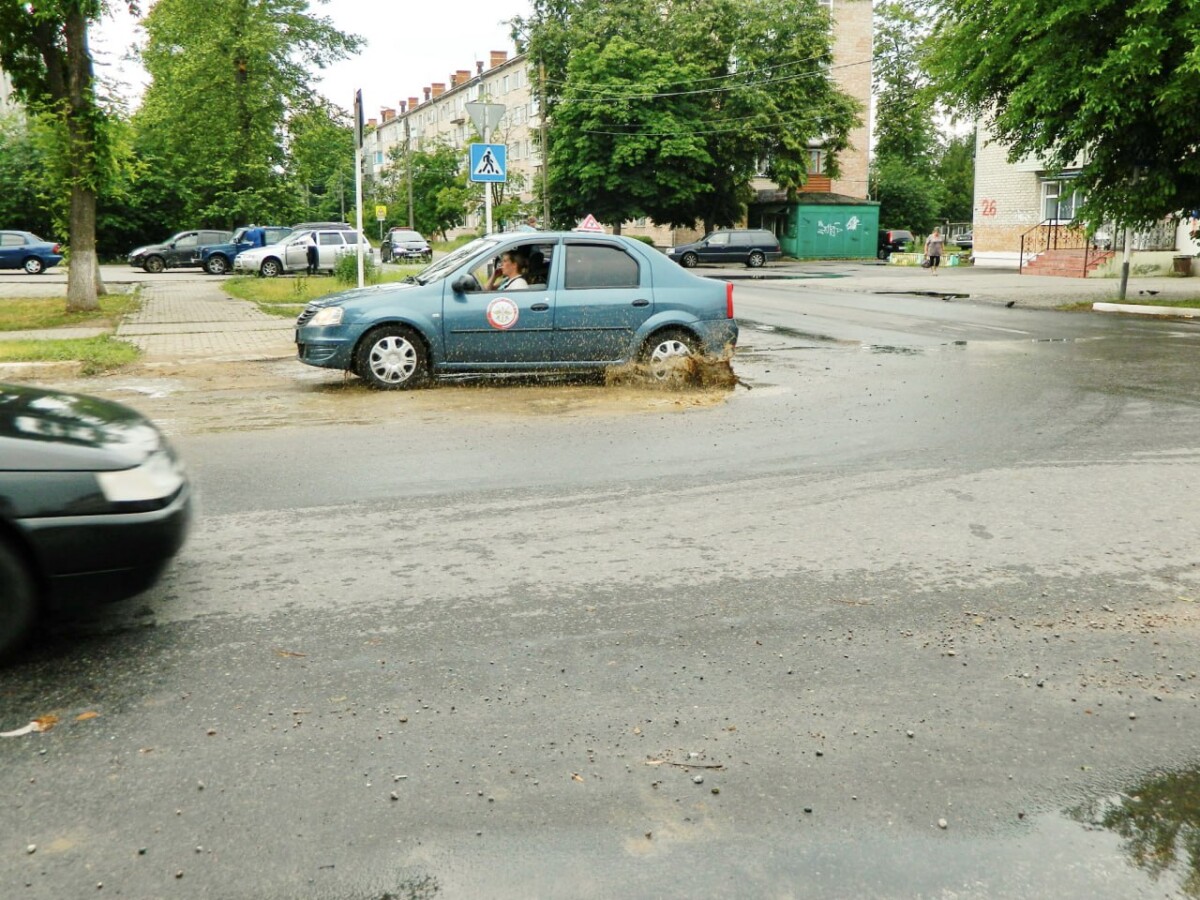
[115,278,295,362]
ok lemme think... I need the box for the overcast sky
[91,0,531,115]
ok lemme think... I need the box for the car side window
[564,244,639,290]
[0,233,21,247]
[319,232,343,246]
[175,234,198,249]
[708,233,730,246]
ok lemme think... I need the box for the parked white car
[232,228,365,277]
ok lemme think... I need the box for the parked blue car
[200,225,293,275]
[295,232,739,389]
[0,230,63,275]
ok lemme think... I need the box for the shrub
[333,252,380,285]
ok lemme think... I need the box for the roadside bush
[333,252,380,285]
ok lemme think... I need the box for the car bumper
[296,325,360,370]
[20,483,192,611]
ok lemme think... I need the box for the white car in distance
[232,228,365,277]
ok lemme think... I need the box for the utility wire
[543,49,842,93]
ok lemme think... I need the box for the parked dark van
[877,229,914,259]
[667,229,782,268]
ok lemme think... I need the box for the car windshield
[415,236,502,285]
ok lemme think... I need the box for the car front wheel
[642,328,699,382]
[747,251,766,268]
[22,257,44,275]
[355,325,430,390]
[259,258,282,278]
[143,256,165,274]
[679,252,699,268]
[204,255,229,275]
[0,541,36,663]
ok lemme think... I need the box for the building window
[1043,179,1083,221]
[503,75,511,93]
[807,149,825,174]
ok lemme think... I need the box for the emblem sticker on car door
[486,297,520,330]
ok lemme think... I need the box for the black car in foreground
[0,383,191,661]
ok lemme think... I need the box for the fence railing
[1019,221,1102,276]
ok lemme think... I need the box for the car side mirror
[452,275,476,294]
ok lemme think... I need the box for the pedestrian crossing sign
[469,143,507,183]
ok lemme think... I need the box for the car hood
[0,383,166,472]
[667,241,700,254]
[129,242,169,257]
[315,282,423,311]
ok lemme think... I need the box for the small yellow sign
[375,205,387,221]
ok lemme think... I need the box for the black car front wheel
[143,256,165,274]
[0,541,36,664]
[355,325,430,390]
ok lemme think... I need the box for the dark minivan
[877,229,914,259]
[667,229,782,268]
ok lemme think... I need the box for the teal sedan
[295,232,738,389]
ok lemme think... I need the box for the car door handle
[632,299,650,307]
[530,302,550,312]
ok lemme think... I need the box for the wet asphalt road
[3,285,1200,898]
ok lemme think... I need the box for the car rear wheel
[22,257,44,275]
[679,252,699,268]
[355,325,430,390]
[747,251,766,268]
[204,255,229,275]
[877,248,889,260]
[642,328,699,382]
[259,258,282,278]
[143,256,165,274]
[0,541,36,664]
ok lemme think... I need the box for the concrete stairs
[1022,248,1114,278]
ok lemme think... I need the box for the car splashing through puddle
[54,355,742,436]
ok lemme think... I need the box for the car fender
[631,309,704,351]
[348,309,443,366]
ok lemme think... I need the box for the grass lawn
[0,291,143,373]
[0,291,141,332]
[223,267,423,318]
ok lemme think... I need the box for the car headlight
[309,307,344,327]
[96,450,187,508]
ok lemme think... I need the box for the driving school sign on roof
[574,214,604,233]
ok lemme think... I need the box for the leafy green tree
[871,158,941,233]
[287,101,354,224]
[0,0,133,309]
[132,0,361,228]
[520,0,860,233]
[873,1,937,170]
[928,0,1200,227]
[0,111,55,237]
[383,141,471,240]
[934,130,975,224]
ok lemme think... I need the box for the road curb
[1092,302,1200,318]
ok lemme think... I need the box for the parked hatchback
[129,229,233,273]
[0,231,63,275]
[295,232,738,390]
[0,382,191,661]
[380,229,432,264]
[667,229,782,268]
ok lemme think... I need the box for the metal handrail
[1019,220,1104,276]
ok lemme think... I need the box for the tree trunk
[63,6,102,313]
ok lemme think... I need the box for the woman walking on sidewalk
[925,229,944,274]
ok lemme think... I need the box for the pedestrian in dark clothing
[306,234,319,275]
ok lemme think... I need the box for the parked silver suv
[232,228,365,277]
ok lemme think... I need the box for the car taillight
[726,282,735,319]
[52,244,60,253]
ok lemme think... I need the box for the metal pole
[1118,226,1131,301]
[405,117,414,230]
[483,124,493,235]
[540,61,550,226]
